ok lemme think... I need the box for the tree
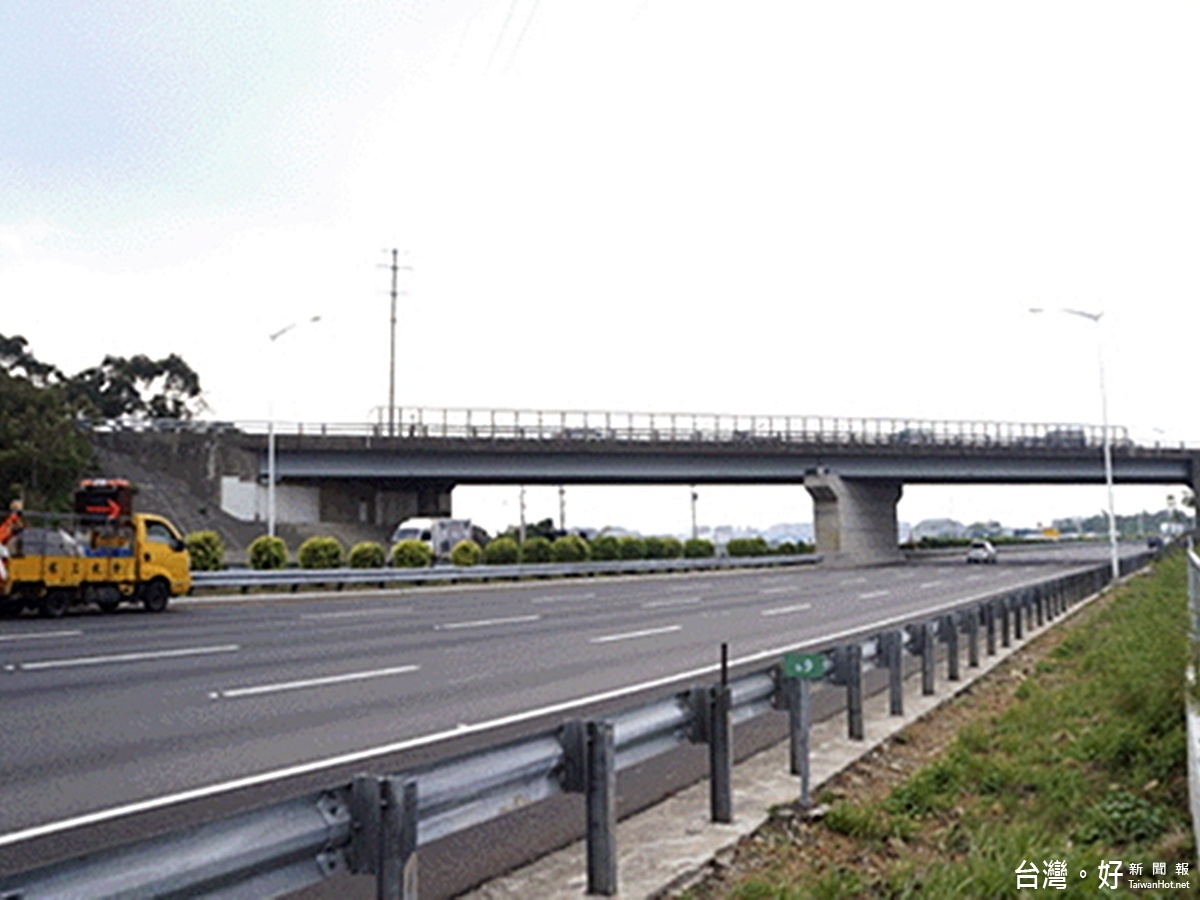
[0,334,62,387]
[0,369,94,509]
[66,353,204,420]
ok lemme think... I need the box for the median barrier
[189,552,823,594]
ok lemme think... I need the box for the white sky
[2,1,1197,536]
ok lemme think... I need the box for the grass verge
[673,551,1198,899]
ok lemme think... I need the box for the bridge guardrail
[189,552,822,593]
[1,551,1156,898]
[79,406,1141,452]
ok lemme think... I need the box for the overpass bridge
[88,407,1200,565]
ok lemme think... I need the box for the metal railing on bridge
[81,406,1136,451]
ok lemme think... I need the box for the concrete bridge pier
[804,471,904,566]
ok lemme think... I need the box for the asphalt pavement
[0,542,1125,885]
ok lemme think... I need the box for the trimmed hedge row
[192,532,813,571]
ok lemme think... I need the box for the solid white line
[859,590,891,599]
[919,581,945,589]
[759,587,793,595]
[0,565,1096,851]
[589,625,682,644]
[0,630,83,643]
[434,614,541,631]
[761,603,813,617]
[839,576,868,585]
[210,665,420,700]
[6,645,240,672]
[642,597,701,609]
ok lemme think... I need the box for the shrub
[659,536,684,559]
[644,536,670,559]
[520,536,552,563]
[450,539,482,566]
[683,538,715,558]
[551,534,590,563]
[589,534,620,561]
[617,536,647,560]
[298,536,344,569]
[348,541,386,568]
[727,537,769,557]
[248,534,288,570]
[484,536,520,565]
[185,530,224,571]
[391,539,432,568]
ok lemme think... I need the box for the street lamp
[1029,306,1119,580]
[267,315,321,538]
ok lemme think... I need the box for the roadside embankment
[675,551,1195,898]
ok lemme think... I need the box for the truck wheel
[142,580,170,613]
[39,591,70,619]
[0,600,23,618]
[97,597,121,614]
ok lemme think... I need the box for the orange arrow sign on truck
[85,499,122,520]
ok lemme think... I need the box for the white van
[390,517,473,561]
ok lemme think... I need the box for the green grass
[703,551,1199,899]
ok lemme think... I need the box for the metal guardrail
[1,552,1154,898]
[80,406,1141,451]
[1186,541,1200,864]
[189,552,822,593]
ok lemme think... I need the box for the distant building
[764,522,814,546]
[912,518,968,541]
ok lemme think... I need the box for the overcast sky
[2,1,1197,535]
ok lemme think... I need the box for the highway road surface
[0,542,1128,878]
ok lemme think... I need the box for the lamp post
[267,315,322,538]
[1029,306,1119,580]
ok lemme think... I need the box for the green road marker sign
[784,652,826,680]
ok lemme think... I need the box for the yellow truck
[0,480,191,618]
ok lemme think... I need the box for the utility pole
[386,250,412,437]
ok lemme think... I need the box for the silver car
[966,539,997,564]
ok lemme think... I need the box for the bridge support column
[804,472,904,566]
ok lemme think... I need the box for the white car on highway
[966,539,998,564]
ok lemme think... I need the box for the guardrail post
[920,623,935,696]
[966,607,979,668]
[1012,593,1024,641]
[885,631,904,716]
[586,720,617,896]
[999,597,1011,648]
[350,775,382,877]
[349,775,418,899]
[845,643,864,740]
[985,601,997,655]
[1035,585,1045,627]
[379,777,419,900]
[710,644,734,823]
[942,615,959,682]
